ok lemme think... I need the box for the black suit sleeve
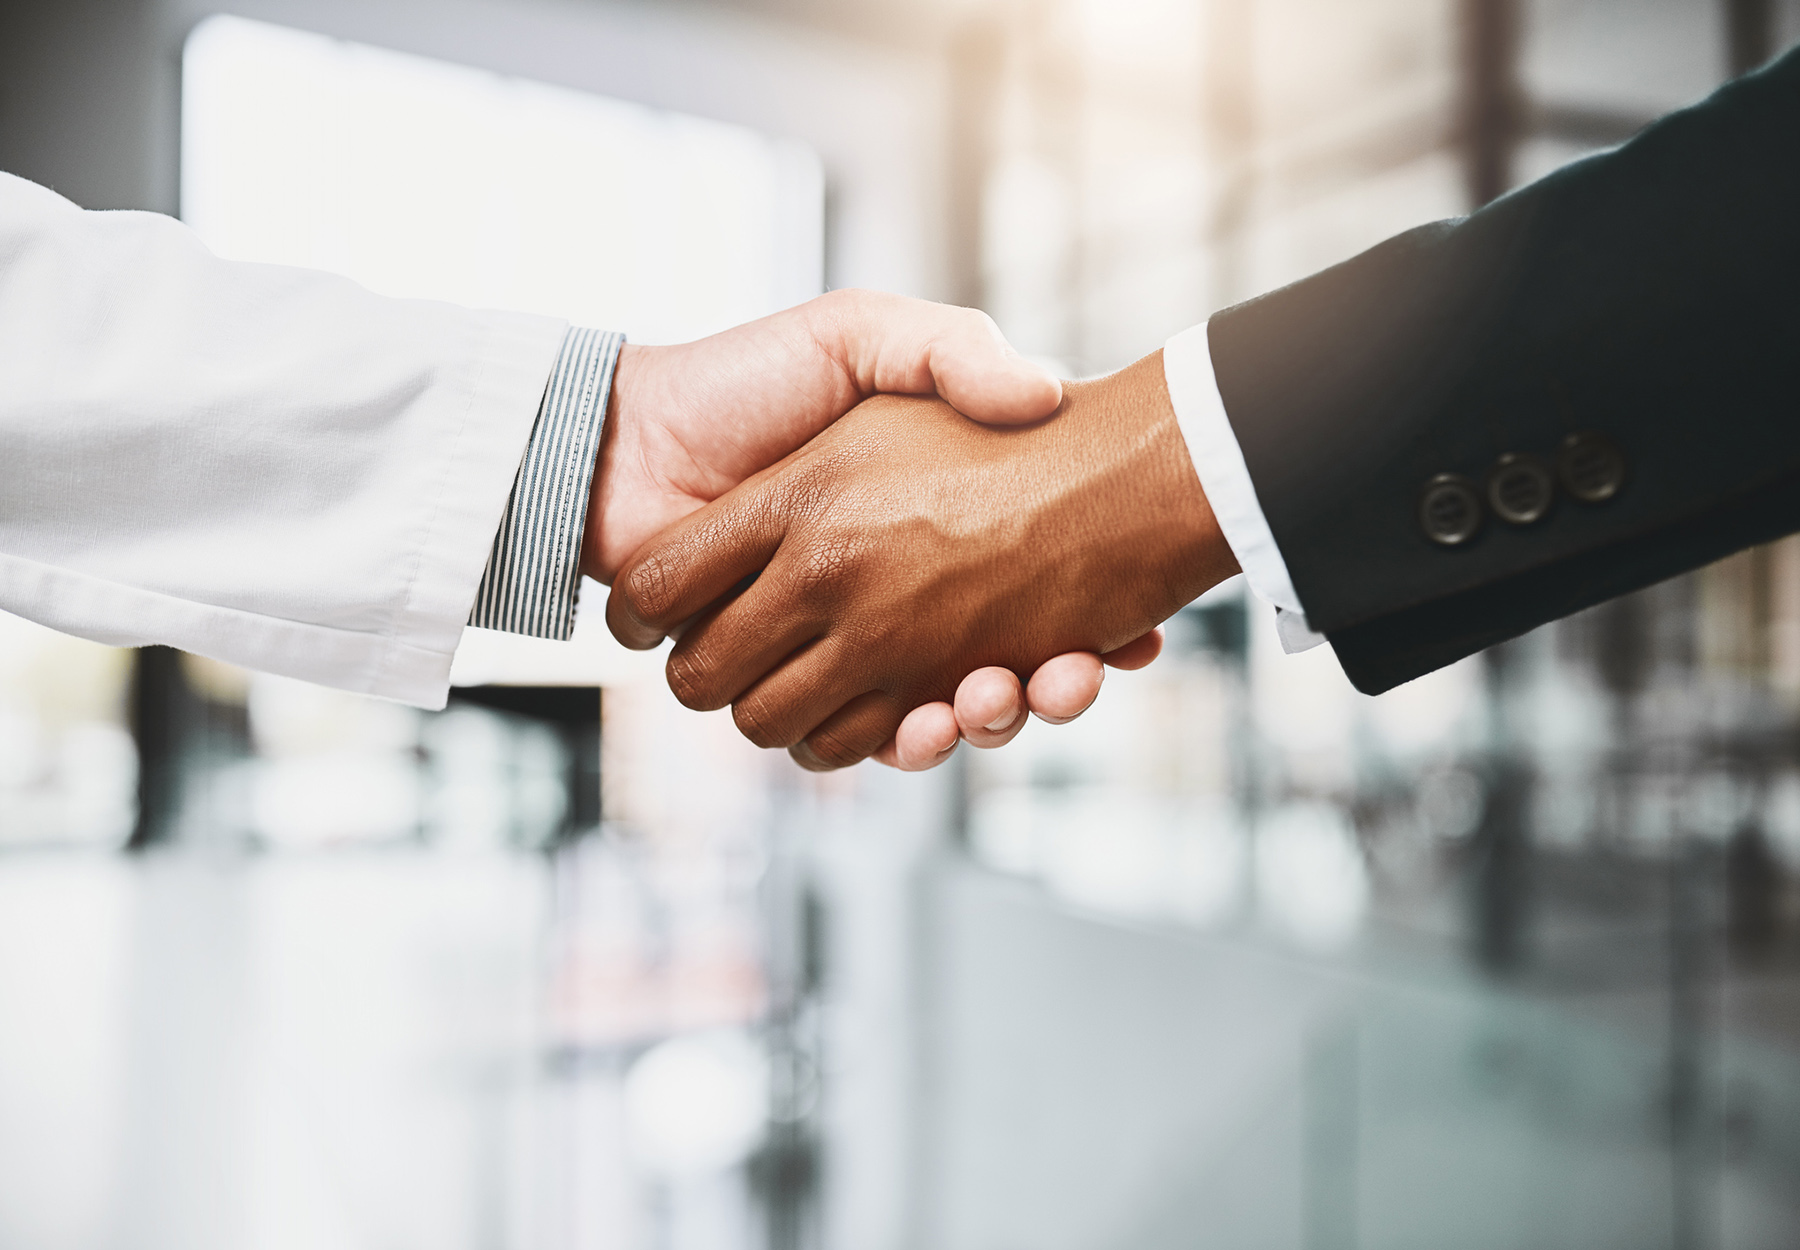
[1206,47,1800,695]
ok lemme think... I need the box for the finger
[879,703,961,771]
[790,691,908,772]
[662,555,836,710]
[1102,627,1164,671]
[607,494,785,650]
[808,290,1062,425]
[729,634,876,750]
[664,601,818,712]
[1025,653,1106,725]
[952,667,1029,748]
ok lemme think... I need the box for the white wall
[0,0,952,302]
[161,0,952,300]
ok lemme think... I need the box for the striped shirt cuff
[468,327,624,639]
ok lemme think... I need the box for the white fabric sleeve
[0,172,567,708]
[1162,320,1326,654]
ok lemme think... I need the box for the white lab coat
[0,172,567,708]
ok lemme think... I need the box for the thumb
[925,314,1063,426]
[811,290,1062,426]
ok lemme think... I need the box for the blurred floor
[917,862,1800,1250]
[0,848,543,1250]
[0,845,774,1250]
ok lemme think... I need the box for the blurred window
[182,14,823,339]
[182,12,824,694]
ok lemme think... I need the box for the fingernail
[984,709,1017,732]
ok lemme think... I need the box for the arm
[0,171,564,706]
[604,49,1800,753]
[0,175,1100,734]
[1210,46,1800,692]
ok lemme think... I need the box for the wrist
[1073,351,1240,610]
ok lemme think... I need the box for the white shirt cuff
[1163,320,1326,654]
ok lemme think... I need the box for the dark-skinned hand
[605,349,1241,770]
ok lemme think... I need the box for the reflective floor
[0,846,771,1250]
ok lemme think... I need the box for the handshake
[582,290,1240,772]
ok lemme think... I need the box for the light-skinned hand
[605,350,1240,770]
[580,289,1156,767]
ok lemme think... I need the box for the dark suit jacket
[1208,45,1800,694]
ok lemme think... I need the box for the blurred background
[3,0,1800,1247]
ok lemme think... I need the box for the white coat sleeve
[0,172,567,708]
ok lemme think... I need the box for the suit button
[1558,432,1625,502]
[1487,453,1554,524]
[1420,474,1482,546]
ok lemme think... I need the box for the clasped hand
[602,341,1237,771]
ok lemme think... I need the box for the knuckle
[772,464,839,522]
[790,745,837,773]
[811,287,869,329]
[802,726,870,771]
[665,649,723,712]
[732,696,793,751]
[623,553,677,623]
[787,534,859,601]
[962,305,1001,336]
